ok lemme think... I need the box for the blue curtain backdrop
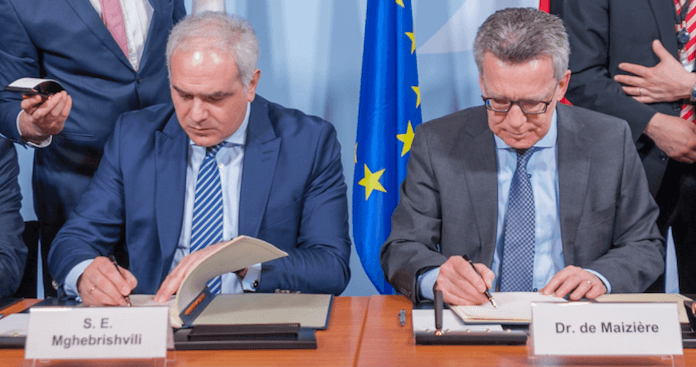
[353,0,423,294]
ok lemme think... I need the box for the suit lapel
[648,0,679,56]
[461,113,498,265]
[64,0,132,69]
[239,98,281,238]
[139,0,160,69]
[155,114,188,279]
[556,105,591,266]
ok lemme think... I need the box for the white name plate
[25,306,169,360]
[531,302,683,356]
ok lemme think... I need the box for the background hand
[18,91,72,143]
[644,113,696,163]
[615,40,696,103]
[78,256,137,306]
[436,256,494,306]
[540,265,607,300]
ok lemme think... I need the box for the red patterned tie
[99,0,129,57]
[676,0,696,122]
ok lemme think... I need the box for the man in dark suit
[0,0,186,296]
[48,12,351,305]
[562,0,696,293]
[381,8,664,306]
[0,137,28,298]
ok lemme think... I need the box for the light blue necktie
[190,144,223,294]
[500,148,537,292]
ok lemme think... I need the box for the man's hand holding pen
[78,256,137,306]
[436,256,495,306]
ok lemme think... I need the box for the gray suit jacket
[380,104,665,302]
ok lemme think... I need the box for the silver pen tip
[490,299,498,308]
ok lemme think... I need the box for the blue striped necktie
[190,144,223,294]
[500,147,537,292]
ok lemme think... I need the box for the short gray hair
[166,12,260,88]
[473,7,569,81]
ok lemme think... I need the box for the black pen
[433,282,444,335]
[108,255,132,307]
[462,255,498,308]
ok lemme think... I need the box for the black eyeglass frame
[480,95,553,115]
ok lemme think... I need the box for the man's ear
[246,69,261,102]
[556,69,571,101]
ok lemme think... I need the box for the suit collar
[555,104,592,266]
[238,96,281,237]
[139,0,165,71]
[64,0,162,70]
[648,0,680,55]
[64,0,133,69]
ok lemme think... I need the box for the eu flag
[354,0,423,294]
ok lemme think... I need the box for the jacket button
[660,152,668,160]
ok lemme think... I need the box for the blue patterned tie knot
[191,143,224,294]
[500,147,537,292]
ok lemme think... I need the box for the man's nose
[190,98,208,123]
[505,104,527,129]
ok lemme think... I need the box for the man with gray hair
[48,12,351,305]
[380,7,664,306]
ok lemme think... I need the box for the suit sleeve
[584,122,665,292]
[257,123,351,295]
[0,138,27,297]
[563,0,660,141]
[381,124,448,302]
[0,0,40,142]
[48,117,127,290]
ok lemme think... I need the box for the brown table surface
[0,296,369,367]
[3,295,696,366]
[357,295,696,367]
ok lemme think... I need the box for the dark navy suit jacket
[48,96,351,295]
[563,0,681,195]
[0,137,27,297]
[0,0,186,227]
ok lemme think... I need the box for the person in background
[0,0,186,297]
[562,0,696,293]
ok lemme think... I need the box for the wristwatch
[691,80,696,102]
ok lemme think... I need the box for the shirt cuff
[64,259,94,299]
[417,267,440,301]
[584,269,612,294]
[17,110,52,148]
[241,263,262,292]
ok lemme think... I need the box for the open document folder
[450,292,567,324]
[129,236,333,329]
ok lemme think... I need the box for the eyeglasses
[481,96,553,115]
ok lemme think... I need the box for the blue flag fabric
[354,0,423,294]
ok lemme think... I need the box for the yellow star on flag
[395,0,404,7]
[411,85,421,108]
[358,164,387,200]
[397,121,415,157]
[405,32,416,54]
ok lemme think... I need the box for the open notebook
[450,292,567,324]
[119,236,333,329]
